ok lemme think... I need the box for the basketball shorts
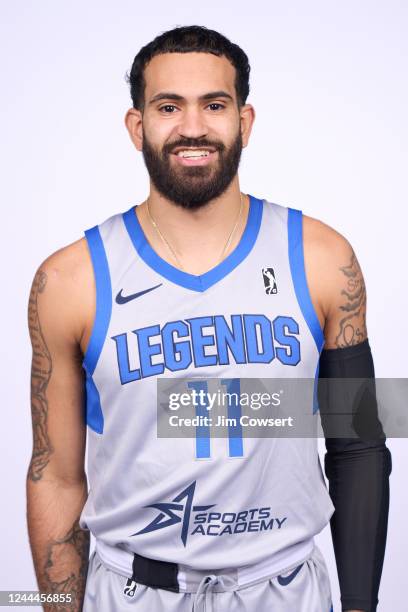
[83,543,334,611]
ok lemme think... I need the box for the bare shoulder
[35,236,92,288]
[28,237,94,353]
[302,213,352,274]
[302,213,368,349]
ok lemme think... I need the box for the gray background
[1,1,407,610]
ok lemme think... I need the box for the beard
[141,128,243,209]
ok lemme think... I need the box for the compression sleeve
[318,339,392,612]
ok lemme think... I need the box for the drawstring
[193,574,226,612]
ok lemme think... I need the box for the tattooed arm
[322,245,367,349]
[27,239,94,611]
[302,214,368,349]
[303,217,390,612]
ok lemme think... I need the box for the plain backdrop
[1,1,407,610]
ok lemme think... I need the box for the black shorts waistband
[129,552,180,592]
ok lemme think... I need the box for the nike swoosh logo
[115,283,163,304]
[277,562,304,586]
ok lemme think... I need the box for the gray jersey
[79,195,334,574]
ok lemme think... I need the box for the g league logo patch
[262,268,278,294]
[123,578,138,597]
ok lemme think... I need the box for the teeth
[177,150,211,158]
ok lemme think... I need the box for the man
[27,25,391,612]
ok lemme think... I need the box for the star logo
[131,481,215,546]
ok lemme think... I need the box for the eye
[207,103,225,111]
[159,104,178,113]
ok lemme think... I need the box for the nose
[177,106,208,140]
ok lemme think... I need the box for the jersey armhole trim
[82,225,112,375]
[287,208,325,352]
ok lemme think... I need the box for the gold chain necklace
[145,194,245,272]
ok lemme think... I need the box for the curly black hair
[126,25,251,110]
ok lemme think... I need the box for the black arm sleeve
[318,339,392,612]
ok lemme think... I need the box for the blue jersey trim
[288,208,325,352]
[82,226,112,375]
[85,372,104,434]
[82,225,111,434]
[122,195,263,293]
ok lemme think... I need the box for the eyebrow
[148,90,234,104]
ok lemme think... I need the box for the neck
[136,179,250,275]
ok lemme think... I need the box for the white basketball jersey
[79,195,335,574]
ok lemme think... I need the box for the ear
[239,103,255,148]
[124,108,143,151]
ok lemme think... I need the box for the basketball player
[26,26,391,612]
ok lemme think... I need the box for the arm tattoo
[42,518,90,611]
[28,270,54,481]
[335,251,368,347]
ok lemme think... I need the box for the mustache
[162,138,226,155]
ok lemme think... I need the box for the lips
[169,146,219,166]
[176,150,211,158]
[172,149,218,166]
[171,146,217,156]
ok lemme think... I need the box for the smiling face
[125,52,254,208]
